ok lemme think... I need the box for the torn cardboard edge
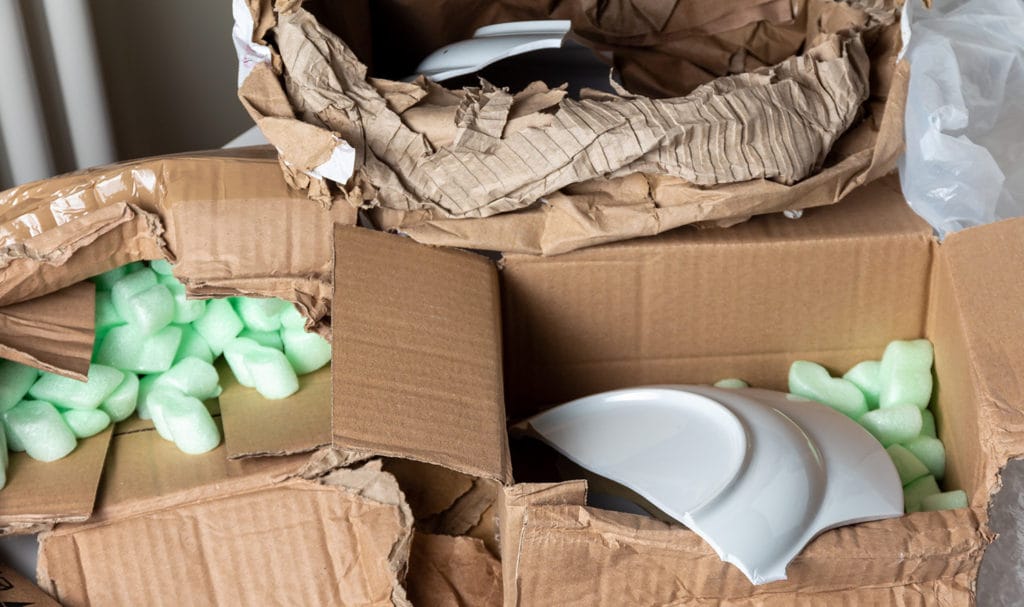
[38,453,415,607]
[237,0,907,255]
[376,60,909,256]
[0,147,357,320]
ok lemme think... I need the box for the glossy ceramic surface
[522,386,904,584]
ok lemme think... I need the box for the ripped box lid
[235,0,908,254]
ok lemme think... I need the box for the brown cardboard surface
[501,175,934,417]
[332,226,511,483]
[40,460,413,607]
[273,10,866,215]
[926,250,986,508]
[0,281,95,379]
[0,428,112,535]
[407,533,502,607]
[940,218,1024,517]
[39,419,414,607]
[500,482,982,606]
[219,361,333,458]
[240,0,907,255]
[0,148,357,328]
[87,423,303,523]
[0,560,60,606]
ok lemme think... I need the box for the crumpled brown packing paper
[238,0,905,254]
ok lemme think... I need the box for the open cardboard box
[8,172,1021,604]
[0,147,357,534]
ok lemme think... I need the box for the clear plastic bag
[898,0,1024,237]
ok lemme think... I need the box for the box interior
[501,175,979,502]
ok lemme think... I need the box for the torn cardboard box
[28,225,511,605]
[11,175,1023,605]
[37,422,415,607]
[496,177,1022,604]
[236,0,908,254]
[0,148,358,533]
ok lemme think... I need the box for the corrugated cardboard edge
[0,560,60,606]
[0,281,95,380]
[268,10,870,217]
[237,0,907,255]
[0,148,356,323]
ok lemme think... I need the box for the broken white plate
[415,20,572,82]
[518,386,904,585]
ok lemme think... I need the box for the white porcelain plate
[520,386,904,585]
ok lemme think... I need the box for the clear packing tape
[899,0,1024,237]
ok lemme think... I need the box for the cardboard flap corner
[0,281,96,380]
[0,428,111,533]
[332,226,511,483]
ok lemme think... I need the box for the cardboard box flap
[938,217,1024,503]
[220,362,333,458]
[0,560,60,606]
[0,428,112,534]
[333,226,512,483]
[0,149,357,327]
[39,459,415,607]
[0,281,95,379]
[89,421,307,522]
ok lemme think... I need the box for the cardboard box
[0,148,358,533]
[235,0,908,254]
[18,210,509,605]
[7,173,1021,605]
